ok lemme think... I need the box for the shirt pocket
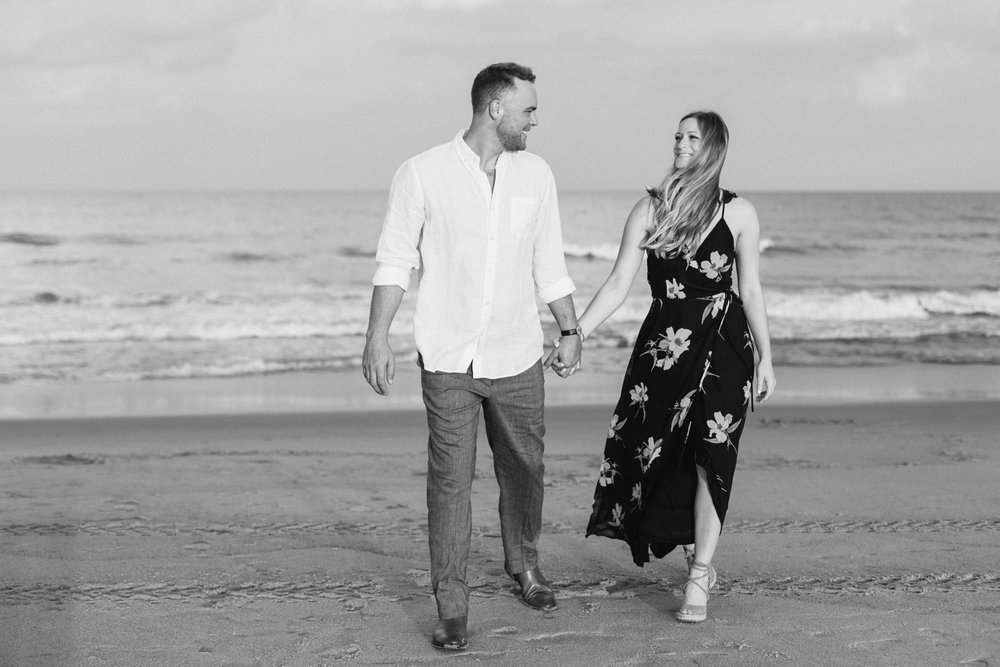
[508,196,539,238]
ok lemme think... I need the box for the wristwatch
[560,326,585,342]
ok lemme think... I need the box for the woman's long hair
[642,110,729,259]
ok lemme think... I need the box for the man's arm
[531,167,582,377]
[364,159,424,395]
[362,285,405,395]
[544,294,582,377]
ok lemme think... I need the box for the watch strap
[560,326,585,341]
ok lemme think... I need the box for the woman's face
[673,117,702,169]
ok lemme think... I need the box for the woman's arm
[577,196,652,339]
[730,197,777,401]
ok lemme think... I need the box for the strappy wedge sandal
[682,544,695,570]
[675,560,716,623]
[681,547,717,588]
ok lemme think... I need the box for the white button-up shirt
[373,131,575,378]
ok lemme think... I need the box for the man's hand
[543,335,581,378]
[362,285,405,396]
[362,335,395,395]
[544,295,583,378]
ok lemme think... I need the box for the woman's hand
[755,358,776,402]
[543,336,581,377]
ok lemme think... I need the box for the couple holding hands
[363,62,775,650]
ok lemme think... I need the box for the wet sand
[1,368,999,665]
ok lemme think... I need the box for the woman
[577,110,775,623]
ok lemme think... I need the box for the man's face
[496,79,538,152]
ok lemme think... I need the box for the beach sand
[2,366,999,666]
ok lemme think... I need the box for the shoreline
[0,362,997,421]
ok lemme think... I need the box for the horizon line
[2,187,998,196]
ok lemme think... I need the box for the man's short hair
[471,63,535,113]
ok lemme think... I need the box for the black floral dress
[586,189,755,566]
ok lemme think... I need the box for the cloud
[855,51,929,107]
[849,0,999,108]
[365,0,499,8]
[362,0,596,8]
[0,0,273,70]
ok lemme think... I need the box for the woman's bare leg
[685,464,721,607]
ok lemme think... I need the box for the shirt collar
[453,130,479,166]
[452,129,510,170]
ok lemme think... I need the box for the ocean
[2,190,998,386]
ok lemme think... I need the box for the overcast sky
[1,0,998,192]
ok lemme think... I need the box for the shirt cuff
[372,264,412,291]
[537,276,575,304]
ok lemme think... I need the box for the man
[362,62,582,651]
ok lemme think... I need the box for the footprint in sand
[406,569,431,587]
[343,598,366,611]
[847,638,904,650]
[318,644,360,661]
[102,498,140,513]
[917,627,959,646]
[19,454,106,465]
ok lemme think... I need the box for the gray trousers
[420,360,546,620]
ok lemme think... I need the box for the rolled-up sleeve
[373,160,425,291]
[532,168,575,303]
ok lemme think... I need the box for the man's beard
[497,119,526,151]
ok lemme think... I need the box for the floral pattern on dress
[697,354,719,389]
[630,483,643,507]
[705,411,742,451]
[641,327,692,371]
[636,437,662,473]
[689,250,732,282]
[670,389,697,431]
[608,414,627,441]
[629,383,649,421]
[664,278,685,299]
[610,503,624,527]
[598,458,620,487]
[701,292,728,323]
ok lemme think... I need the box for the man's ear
[490,99,503,119]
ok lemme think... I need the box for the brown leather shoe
[431,616,468,650]
[512,568,557,611]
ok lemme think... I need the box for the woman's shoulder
[630,190,658,216]
[724,191,757,218]
[619,192,657,236]
[640,187,666,214]
[722,190,759,239]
